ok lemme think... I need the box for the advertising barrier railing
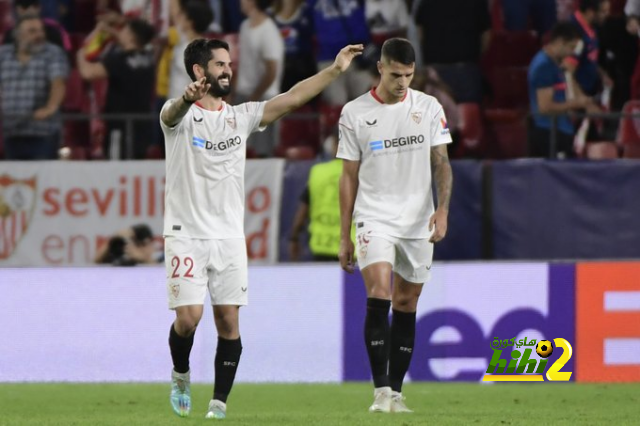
[1,262,638,383]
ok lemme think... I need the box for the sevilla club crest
[225,118,237,130]
[0,175,37,260]
[411,111,423,124]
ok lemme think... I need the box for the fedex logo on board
[342,263,575,382]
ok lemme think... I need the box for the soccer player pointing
[338,38,453,413]
[160,39,363,419]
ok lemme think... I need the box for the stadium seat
[319,104,342,137]
[623,144,640,158]
[585,142,619,160]
[456,103,484,157]
[63,69,87,112]
[482,31,540,68]
[617,100,640,147]
[488,67,530,108]
[483,109,528,158]
[0,0,12,37]
[145,144,164,159]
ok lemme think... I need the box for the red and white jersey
[337,88,452,239]
[160,99,265,239]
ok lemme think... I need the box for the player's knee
[367,285,391,300]
[393,294,419,312]
[214,310,239,339]
[174,317,199,336]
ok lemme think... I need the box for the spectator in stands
[76,18,156,159]
[167,0,215,100]
[235,0,284,157]
[0,14,68,160]
[566,0,612,97]
[626,0,640,98]
[626,0,640,34]
[366,0,410,46]
[414,0,491,103]
[501,0,557,35]
[528,22,599,158]
[308,0,374,106]
[271,0,317,92]
[289,128,340,262]
[95,223,161,265]
[2,0,71,52]
[413,66,460,152]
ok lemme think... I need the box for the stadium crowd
[1,0,640,160]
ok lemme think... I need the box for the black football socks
[389,309,417,393]
[364,298,391,388]
[169,323,195,374]
[213,336,243,403]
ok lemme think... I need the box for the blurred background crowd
[1,0,640,161]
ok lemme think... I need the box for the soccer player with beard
[160,38,363,419]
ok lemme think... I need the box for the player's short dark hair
[579,0,607,12]
[381,38,415,65]
[183,0,214,34]
[548,22,581,42]
[15,0,40,9]
[184,38,230,81]
[127,18,155,48]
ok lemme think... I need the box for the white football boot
[368,386,392,413]
[205,399,227,419]
[390,391,413,413]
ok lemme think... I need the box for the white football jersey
[160,99,266,239]
[337,88,452,239]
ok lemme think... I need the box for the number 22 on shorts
[171,256,195,278]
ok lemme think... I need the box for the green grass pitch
[1,383,637,425]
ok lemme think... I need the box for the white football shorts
[164,236,248,309]
[355,225,434,284]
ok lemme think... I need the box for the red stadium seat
[488,67,530,108]
[319,103,342,139]
[145,144,164,159]
[456,103,484,157]
[0,0,12,37]
[617,100,640,147]
[585,142,619,160]
[277,105,321,157]
[623,144,640,159]
[483,109,528,158]
[482,31,540,68]
[63,69,87,112]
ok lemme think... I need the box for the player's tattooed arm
[431,144,453,212]
[161,77,211,127]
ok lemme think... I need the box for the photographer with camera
[95,224,161,266]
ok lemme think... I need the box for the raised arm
[338,159,360,273]
[429,144,453,243]
[160,77,211,127]
[260,44,363,126]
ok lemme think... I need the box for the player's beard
[205,71,232,98]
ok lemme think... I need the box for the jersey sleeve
[336,110,361,161]
[430,101,453,147]
[239,101,267,133]
[531,62,558,89]
[159,98,187,133]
